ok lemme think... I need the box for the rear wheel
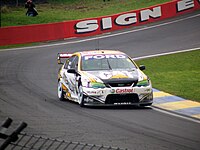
[58,81,65,101]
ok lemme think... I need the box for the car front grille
[107,82,133,87]
[103,78,138,87]
[105,93,139,104]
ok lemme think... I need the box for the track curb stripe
[153,91,172,98]
[153,89,200,120]
[192,114,200,119]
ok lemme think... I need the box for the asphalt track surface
[0,12,200,150]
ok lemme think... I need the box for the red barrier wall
[0,0,199,46]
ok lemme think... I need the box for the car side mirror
[67,68,76,74]
[67,69,80,76]
[139,65,146,71]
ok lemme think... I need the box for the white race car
[57,50,153,107]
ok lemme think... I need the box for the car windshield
[81,54,136,71]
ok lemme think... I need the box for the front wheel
[58,81,65,101]
[78,85,85,107]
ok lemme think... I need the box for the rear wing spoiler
[57,53,73,64]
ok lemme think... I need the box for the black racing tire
[58,81,65,101]
[78,85,85,107]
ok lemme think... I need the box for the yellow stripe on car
[111,74,128,79]
[62,84,67,91]
[81,71,96,82]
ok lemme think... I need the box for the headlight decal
[136,79,149,87]
[88,82,106,89]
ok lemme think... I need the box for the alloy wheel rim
[58,82,62,98]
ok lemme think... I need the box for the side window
[64,56,75,69]
[64,56,78,70]
[64,58,70,69]
[70,56,79,70]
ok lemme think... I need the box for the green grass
[135,50,200,102]
[0,42,39,50]
[1,0,171,27]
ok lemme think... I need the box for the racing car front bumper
[82,86,153,106]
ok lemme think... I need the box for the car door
[64,55,79,99]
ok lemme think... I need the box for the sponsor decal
[76,20,98,33]
[100,72,112,79]
[75,6,161,34]
[111,74,128,79]
[110,89,134,94]
[83,54,126,60]
[87,90,104,95]
[110,89,115,94]
[99,71,133,80]
[115,13,137,26]
[140,7,162,22]
[87,91,97,94]
[116,89,134,94]
[75,0,200,34]
[177,0,195,12]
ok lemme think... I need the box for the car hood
[81,69,146,85]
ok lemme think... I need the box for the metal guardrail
[0,118,127,150]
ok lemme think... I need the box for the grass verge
[0,43,39,50]
[135,50,200,102]
[1,0,170,27]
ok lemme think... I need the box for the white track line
[153,107,200,124]
[133,47,200,60]
[1,13,200,52]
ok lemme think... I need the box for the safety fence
[0,118,127,150]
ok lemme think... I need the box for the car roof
[75,50,126,56]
